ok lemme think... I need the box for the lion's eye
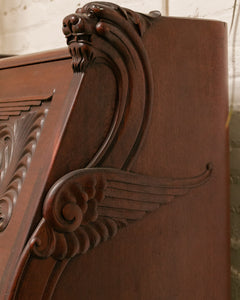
[87,9,96,18]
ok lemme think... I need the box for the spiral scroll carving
[31,171,128,260]
[0,110,48,232]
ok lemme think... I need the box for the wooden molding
[0,93,53,121]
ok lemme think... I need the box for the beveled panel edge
[0,48,71,70]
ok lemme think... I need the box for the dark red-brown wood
[0,2,229,299]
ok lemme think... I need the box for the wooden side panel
[51,17,230,300]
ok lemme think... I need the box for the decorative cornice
[30,164,212,260]
[0,92,53,121]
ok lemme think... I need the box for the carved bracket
[62,3,161,170]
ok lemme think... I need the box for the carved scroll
[30,164,212,260]
[63,2,161,170]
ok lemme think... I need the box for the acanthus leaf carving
[30,164,212,260]
[0,109,49,232]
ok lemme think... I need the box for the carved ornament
[0,110,49,232]
[63,2,161,170]
[30,164,212,260]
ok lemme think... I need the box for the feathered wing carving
[30,164,212,260]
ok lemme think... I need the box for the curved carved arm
[30,164,212,260]
[62,2,161,170]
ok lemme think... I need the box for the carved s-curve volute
[63,2,161,170]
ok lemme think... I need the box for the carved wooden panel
[0,93,52,232]
[0,93,52,121]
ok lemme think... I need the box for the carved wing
[31,165,212,260]
[97,166,212,222]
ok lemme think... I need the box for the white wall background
[0,1,239,107]
[0,0,165,54]
[0,0,240,298]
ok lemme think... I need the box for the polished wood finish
[0,2,229,299]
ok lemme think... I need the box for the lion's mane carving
[62,2,160,72]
